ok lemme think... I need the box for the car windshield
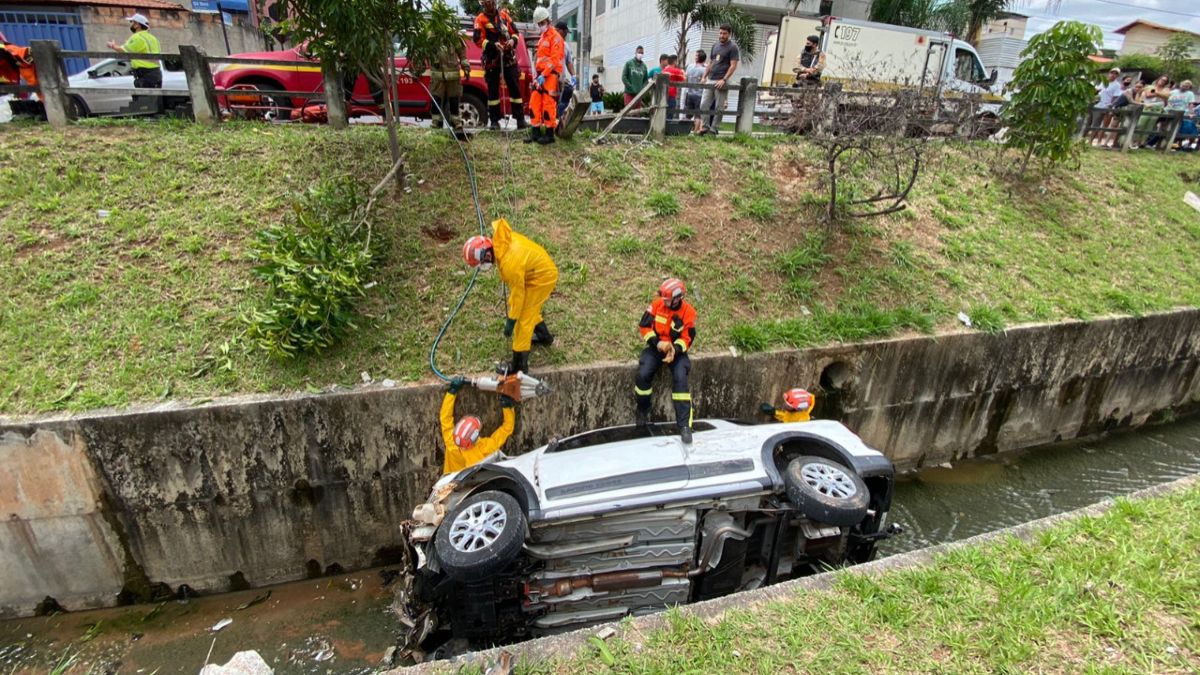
[547,421,717,453]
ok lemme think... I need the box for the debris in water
[957,311,972,328]
[380,646,397,666]
[211,618,233,632]
[199,650,274,675]
[313,649,333,662]
[236,591,271,611]
[379,568,401,586]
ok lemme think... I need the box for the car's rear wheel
[434,490,525,581]
[225,81,293,122]
[67,95,89,119]
[460,92,486,130]
[784,456,869,526]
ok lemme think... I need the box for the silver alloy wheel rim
[460,102,482,128]
[800,462,857,499]
[448,499,508,553]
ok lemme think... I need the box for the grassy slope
[2,121,1199,414]
[523,484,1200,674]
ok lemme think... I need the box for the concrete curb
[390,473,1200,674]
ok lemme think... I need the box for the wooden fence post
[1162,109,1183,151]
[1120,104,1141,151]
[649,73,668,141]
[736,77,757,134]
[321,61,348,129]
[29,40,71,128]
[180,45,219,124]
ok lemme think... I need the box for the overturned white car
[396,418,900,658]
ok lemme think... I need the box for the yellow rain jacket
[774,409,811,423]
[492,218,558,352]
[440,392,515,475]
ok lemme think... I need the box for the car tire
[67,95,89,119]
[784,456,869,527]
[434,490,525,581]
[460,92,487,130]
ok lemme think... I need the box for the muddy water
[881,418,1200,555]
[3,420,1199,673]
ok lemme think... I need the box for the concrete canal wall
[2,309,1198,618]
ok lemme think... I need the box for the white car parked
[64,58,188,117]
[396,418,900,658]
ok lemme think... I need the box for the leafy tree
[657,0,757,69]
[1112,53,1164,81]
[1000,20,1101,176]
[461,0,540,22]
[1156,33,1197,83]
[278,0,464,184]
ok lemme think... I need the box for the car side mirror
[986,68,997,87]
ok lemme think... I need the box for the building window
[596,0,604,15]
[612,0,619,9]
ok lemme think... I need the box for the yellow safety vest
[123,30,160,70]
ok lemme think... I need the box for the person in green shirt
[107,13,161,90]
[621,45,647,110]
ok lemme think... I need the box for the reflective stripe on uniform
[674,339,687,352]
[671,392,691,401]
[509,98,523,103]
[488,99,501,105]
[635,386,653,396]
[655,316,667,323]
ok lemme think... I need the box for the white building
[573,0,869,109]
[974,11,1028,92]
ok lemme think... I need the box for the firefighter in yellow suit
[440,376,515,475]
[462,218,558,374]
[760,388,815,423]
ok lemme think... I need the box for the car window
[163,56,183,72]
[92,60,131,78]
[954,48,985,83]
[548,421,717,453]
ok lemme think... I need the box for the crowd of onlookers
[584,25,742,136]
[1090,66,1197,151]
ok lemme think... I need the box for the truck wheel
[784,456,869,527]
[460,93,487,129]
[434,490,525,581]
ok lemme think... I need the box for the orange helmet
[783,388,814,412]
[453,416,482,448]
[462,235,493,267]
[659,278,686,308]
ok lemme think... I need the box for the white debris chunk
[199,650,273,675]
[211,618,233,632]
[957,311,972,328]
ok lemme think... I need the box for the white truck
[763,15,1004,128]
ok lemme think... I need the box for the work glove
[448,375,466,394]
[568,75,577,88]
[760,403,776,415]
[503,318,516,337]
[535,75,546,88]
[500,394,516,408]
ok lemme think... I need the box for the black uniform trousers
[635,345,692,430]
[485,60,523,124]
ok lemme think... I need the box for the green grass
[521,483,1200,674]
[2,124,1200,414]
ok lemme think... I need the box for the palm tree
[869,0,1010,44]
[657,0,757,67]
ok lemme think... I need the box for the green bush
[243,178,383,358]
[602,91,625,112]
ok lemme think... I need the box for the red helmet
[783,388,815,412]
[453,416,482,448]
[462,235,493,267]
[659,278,686,306]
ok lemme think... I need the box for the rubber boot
[510,350,530,375]
[523,126,541,144]
[515,114,528,130]
[635,408,650,429]
[536,127,557,145]
[680,425,693,444]
[531,321,554,347]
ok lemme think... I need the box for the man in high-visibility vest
[107,13,161,90]
[526,6,564,145]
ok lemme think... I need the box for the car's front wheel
[784,456,869,526]
[434,490,526,580]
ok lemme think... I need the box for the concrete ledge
[2,309,1199,617]
[392,473,1200,673]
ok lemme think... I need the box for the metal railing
[1076,104,1192,152]
[19,40,351,128]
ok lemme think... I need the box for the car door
[76,59,134,114]
[534,432,689,513]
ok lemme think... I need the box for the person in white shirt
[1091,67,1123,146]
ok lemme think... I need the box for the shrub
[1001,21,1102,176]
[243,178,383,358]
[602,91,625,112]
